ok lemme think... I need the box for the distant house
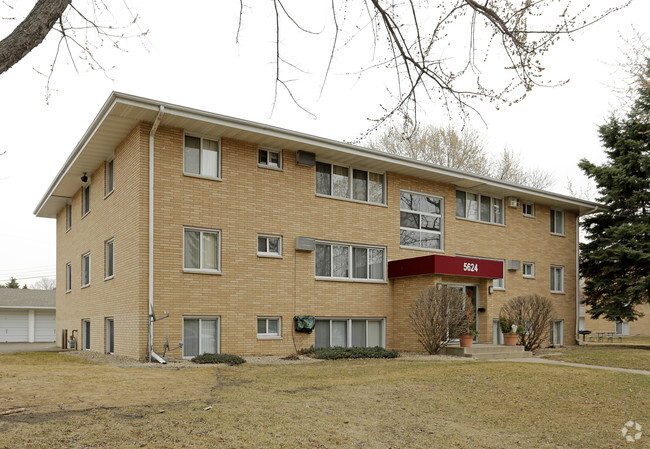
[0,289,56,342]
[580,303,650,337]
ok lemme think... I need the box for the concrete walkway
[498,356,650,376]
[0,342,61,354]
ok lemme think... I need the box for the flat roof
[35,91,603,218]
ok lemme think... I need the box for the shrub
[191,353,246,365]
[499,295,555,351]
[310,346,399,360]
[409,286,468,354]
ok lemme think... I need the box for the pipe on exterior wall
[148,106,165,363]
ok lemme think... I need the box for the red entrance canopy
[388,254,503,279]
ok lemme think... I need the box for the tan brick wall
[56,124,149,358]
[585,304,650,336]
[56,122,581,358]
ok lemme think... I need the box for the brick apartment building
[35,92,601,360]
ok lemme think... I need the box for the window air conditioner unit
[295,237,316,251]
[296,150,316,167]
[509,197,520,208]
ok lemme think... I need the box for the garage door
[0,310,29,342]
[35,310,56,342]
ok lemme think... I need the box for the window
[65,262,72,292]
[183,135,220,178]
[315,242,385,281]
[82,319,91,351]
[82,185,91,216]
[105,239,114,279]
[550,209,564,235]
[550,320,564,346]
[257,317,281,338]
[314,319,384,348]
[523,202,535,217]
[258,148,281,169]
[522,262,535,278]
[106,318,114,354]
[257,234,281,257]
[550,265,564,293]
[81,252,91,287]
[183,317,219,358]
[615,321,630,335]
[456,191,503,224]
[184,227,220,272]
[315,161,384,204]
[66,204,72,230]
[105,159,114,195]
[400,191,443,250]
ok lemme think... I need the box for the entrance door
[447,284,479,340]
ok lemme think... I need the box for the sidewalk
[500,356,650,376]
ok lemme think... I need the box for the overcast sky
[0,0,647,286]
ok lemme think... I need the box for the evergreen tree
[3,277,21,289]
[579,59,650,322]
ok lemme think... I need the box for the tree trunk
[0,0,72,75]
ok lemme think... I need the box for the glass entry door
[447,284,479,340]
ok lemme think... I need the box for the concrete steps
[442,344,533,360]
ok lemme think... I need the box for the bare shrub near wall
[409,286,468,354]
[500,295,555,351]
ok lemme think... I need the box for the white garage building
[0,289,56,343]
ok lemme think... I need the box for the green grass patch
[543,345,650,371]
[310,346,399,359]
[191,353,246,365]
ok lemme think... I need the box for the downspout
[148,106,165,363]
[576,205,599,345]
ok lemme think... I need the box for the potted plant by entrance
[499,316,519,346]
[458,310,478,347]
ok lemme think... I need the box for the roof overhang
[388,255,503,279]
[35,91,604,218]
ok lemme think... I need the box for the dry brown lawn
[1,352,649,448]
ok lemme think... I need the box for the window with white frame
[81,252,91,287]
[82,319,90,350]
[314,318,384,348]
[105,239,114,279]
[184,227,220,272]
[522,262,534,278]
[66,262,71,292]
[183,135,220,178]
[66,204,72,230]
[315,242,385,281]
[105,159,114,195]
[550,265,564,293]
[183,317,219,358]
[82,185,91,216]
[258,148,281,169]
[615,321,630,335]
[523,202,535,217]
[257,234,281,257]
[550,209,564,235]
[315,162,384,204]
[456,191,504,224]
[257,317,281,338]
[550,320,564,346]
[400,191,443,250]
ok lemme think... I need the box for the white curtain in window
[332,246,349,277]
[353,169,368,201]
[316,162,331,195]
[351,320,366,347]
[466,193,478,220]
[367,321,381,347]
[332,165,350,198]
[332,321,347,347]
[369,249,384,280]
[202,142,219,177]
[493,198,503,224]
[202,232,219,270]
[353,247,367,279]
[184,230,200,269]
[315,245,331,276]
[369,173,384,203]
[184,136,201,174]
[314,320,330,348]
[201,319,217,354]
[183,319,199,357]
